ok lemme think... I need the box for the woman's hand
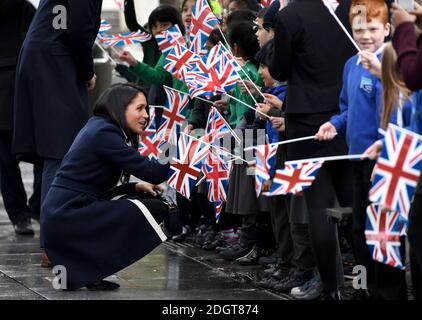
[315,122,337,141]
[359,51,382,78]
[363,140,383,160]
[135,182,164,197]
[391,2,417,28]
[263,93,283,109]
[119,50,138,67]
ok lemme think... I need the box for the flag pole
[163,86,240,143]
[95,39,118,66]
[216,36,267,101]
[322,1,361,52]
[285,154,368,166]
[181,132,249,164]
[225,93,271,119]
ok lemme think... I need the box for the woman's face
[182,0,195,30]
[151,21,173,37]
[125,93,149,135]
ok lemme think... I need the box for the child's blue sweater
[330,52,398,155]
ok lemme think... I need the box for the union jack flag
[189,0,220,55]
[255,144,278,195]
[155,25,186,55]
[204,107,232,144]
[365,204,406,270]
[369,124,422,215]
[214,201,224,223]
[138,126,167,161]
[263,160,324,196]
[184,44,240,98]
[168,135,210,199]
[163,45,202,81]
[99,19,112,34]
[100,30,152,47]
[203,162,230,202]
[184,70,222,98]
[159,87,190,145]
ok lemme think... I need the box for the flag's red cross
[139,137,162,158]
[365,210,400,259]
[162,95,186,138]
[206,165,228,200]
[172,162,201,191]
[376,134,420,208]
[191,9,214,36]
[275,168,314,194]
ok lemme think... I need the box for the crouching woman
[41,83,170,291]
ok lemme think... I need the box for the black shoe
[236,246,261,266]
[262,264,279,278]
[14,219,34,235]
[273,275,310,293]
[86,280,120,291]
[220,243,253,261]
[272,267,290,281]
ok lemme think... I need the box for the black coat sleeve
[67,0,101,82]
[96,126,170,185]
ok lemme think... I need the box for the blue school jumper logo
[360,76,373,94]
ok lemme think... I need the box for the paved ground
[0,163,287,300]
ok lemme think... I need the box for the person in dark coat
[0,0,42,234]
[13,0,102,208]
[269,0,356,299]
[42,84,171,291]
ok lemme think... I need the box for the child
[316,0,410,300]
[365,2,422,300]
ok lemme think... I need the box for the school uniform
[331,48,411,299]
[42,116,170,290]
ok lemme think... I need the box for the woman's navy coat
[13,0,102,160]
[41,116,170,290]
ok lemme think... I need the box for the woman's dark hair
[226,9,256,30]
[229,20,260,63]
[148,5,186,35]
[93,83,149,183]
[93,83,149,149]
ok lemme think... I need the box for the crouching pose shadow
[41,83,171,291]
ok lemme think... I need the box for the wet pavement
[0,163,286,300]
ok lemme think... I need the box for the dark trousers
[408,176,422,300]
[269,195,294,268]
[0,130,42,224]
[289,196,316,278]
[304,160,354,294]
[239,213,257,247]
[351,161,377,292]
